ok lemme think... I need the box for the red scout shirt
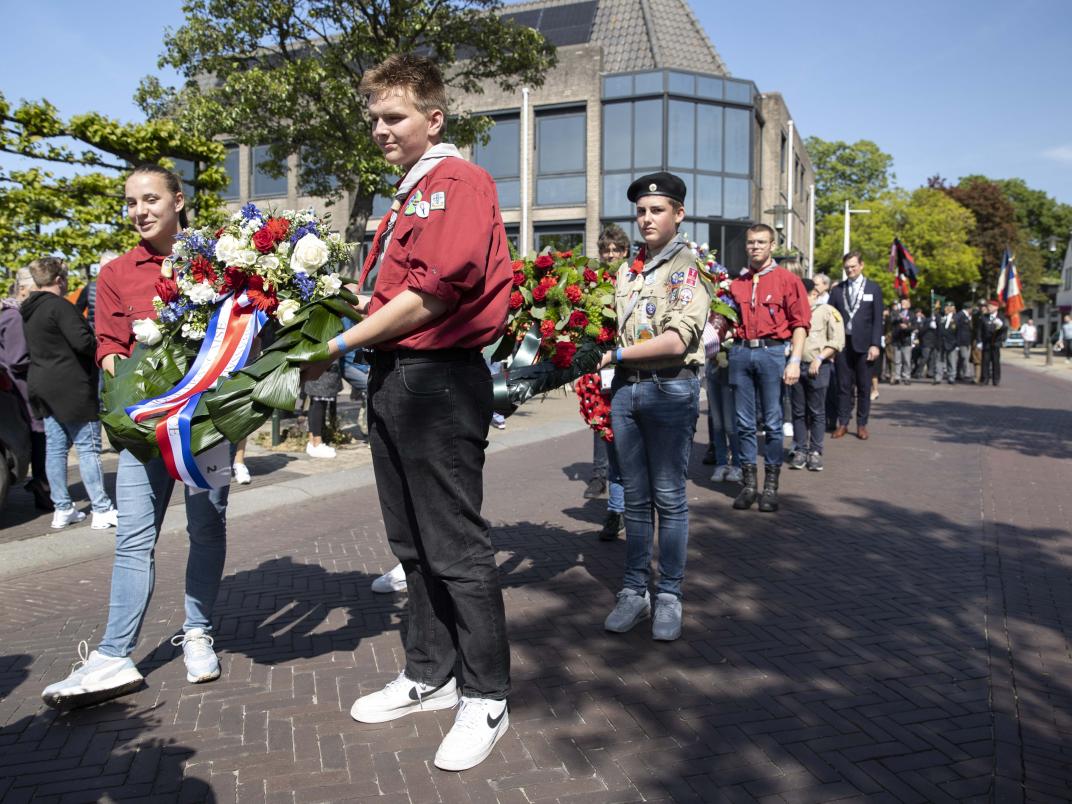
[95,241,167,365]
[369,158,512,351]
[729,262,811,341]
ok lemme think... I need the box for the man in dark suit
[955,302,974,381]
[937,301,958,384]
[975,299,1005,386]
[829,251,883,440]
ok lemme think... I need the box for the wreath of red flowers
[575,372,613,442]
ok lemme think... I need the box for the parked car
[0,366,31,512]
[1003,328,1024,348]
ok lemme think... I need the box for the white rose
[275,298,301,324]
[319,273,342,296]
[292,233,330,273]
[132,318,163,346]
[215,234,242,265]
[187,282,217,305]
[258,254,280,273]
[235,249,259,267]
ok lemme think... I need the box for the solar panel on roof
[502,0,598,46]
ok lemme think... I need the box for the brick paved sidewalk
[1,364,1069,802]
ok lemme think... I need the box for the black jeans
[980,347,1001,386]
[791,362,831,454]
[836,345,874,426]
[367,351,509,700]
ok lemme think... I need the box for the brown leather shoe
[832,425,849,439]
[857,425,870,440]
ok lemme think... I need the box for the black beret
[627,172,687,204]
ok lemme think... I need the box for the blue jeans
[706,368,741,467]
[605,437,624,514]
[728,345,787,467]
[611,375,700,598]
[98,450,229,658]
[43,417,112,513]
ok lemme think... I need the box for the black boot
[732,464,758,510]
[599,511,624,541]
[758,465,781,513]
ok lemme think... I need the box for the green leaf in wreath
[251,365,302,411]
[301,304,344,343]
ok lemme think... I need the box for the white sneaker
[306,442,336,459]
[170,628,221,683]
[434,697,509,771]
[51,507,86,529]
[370,563,407,593]
[351,672,459,723]
[711,464,729,482]
[782,422,794,437]
[725,466,743,483]
[41,641,143,709]
[91,508,118,530]
[232,463,252,485]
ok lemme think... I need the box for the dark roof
[502,0,728,75]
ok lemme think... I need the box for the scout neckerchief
[620,236,686,329]
[747,260,777,309]
[358,143,463,288]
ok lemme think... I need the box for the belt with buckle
[370,347,479,368]
[615,365,698,383]
[735,338,786,349]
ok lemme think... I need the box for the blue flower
[288,222,320,245]
[293,272,316,302]
[240,202,263,222]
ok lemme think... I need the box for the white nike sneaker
[351,672,458,723]
[41,641,143,709]
[434,696,509,771]
[51,507,86,529]
[91,508,118,529]
[170,628,221,683]
[370,563,407,594]
[232,463,252,485]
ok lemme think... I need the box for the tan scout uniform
[803,301,845,364]
[614,237,711,371]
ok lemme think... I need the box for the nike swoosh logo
[486,707,507,729]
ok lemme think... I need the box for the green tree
[141,0,557,242]
[804,137,895,221]
[941,177,1017,298]
[816,188,979,305]
[0,94,227,291]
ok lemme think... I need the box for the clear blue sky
[2,0,1070,204]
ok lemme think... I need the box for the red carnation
[540,319,556,339]
[551,340,577,369]
[597,326,615,344]
[583,268,599,284]
[155,277,180,304]
[512,271,526,287]
[509,290,524,310]
[189,255,217,285]
[565,284,582,304]
[568,310,588,329]
[246,274,278,313]
[534,254,554,271]
[252,227,277,254]
[265,217,290,244]
[512,259,525,271]
[532,283,549,302]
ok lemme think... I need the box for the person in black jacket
[828,251,883,440]
[975,299,1005,386]
[936,301,958,384]
[21,257,116,530]
[918,305,940,383]
[955,302,974,382]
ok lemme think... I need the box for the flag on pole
[889,238,919,299]
[996,247,1024,330]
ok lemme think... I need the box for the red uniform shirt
[95,241,167,366]
[729,263,811,341]
[369,157,512,350]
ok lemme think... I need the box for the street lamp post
[842,199,871,255]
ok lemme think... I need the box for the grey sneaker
[604,589,650,633]
[786,450,806,470]
[806,451,824,472]
[652,593,682,641]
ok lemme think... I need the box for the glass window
[725,80,752,104]
[696,104,723,172]
[504,224,520,254]
[535,227,584,254]
[685,221,710,250]
[602,173,634,218]
[536,175,586,206]
[221,147,240,200]
[299,149,339,195]
[473,116,521,209]
[668,71,695,96]
[632,99,662,169]
[667,100,695,170]
[724,108,751,175]
[603,103,632,171]
[603,74,632,98]
[170,158,197,196]
[724,178,750,219]
[695,175,722,218]
[370,173,399,218]
[536,110,585,206]
[724,223,750,270]
[633,72,663,95]
[251,145,288,197]
[697,76,723,100]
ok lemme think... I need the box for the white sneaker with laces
[91,508,118,530]
[232,463,252,485]
[434,696,509,771]
[370,563,407,593]
[306,442,336,459]
[170,628,221,683]
[51,507,86,529]
[782,422,794,437]
[351,671,459,723]
[41,641,143,709]
[711,464,729,482]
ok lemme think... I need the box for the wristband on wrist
[333,335,348,355]
[788,356,802,365]
[615,347,624,364]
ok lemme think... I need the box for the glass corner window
[602,74,633,99]
[251,145,288,198]
[221,146,240,200]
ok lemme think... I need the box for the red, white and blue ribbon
[126,293,267,489]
